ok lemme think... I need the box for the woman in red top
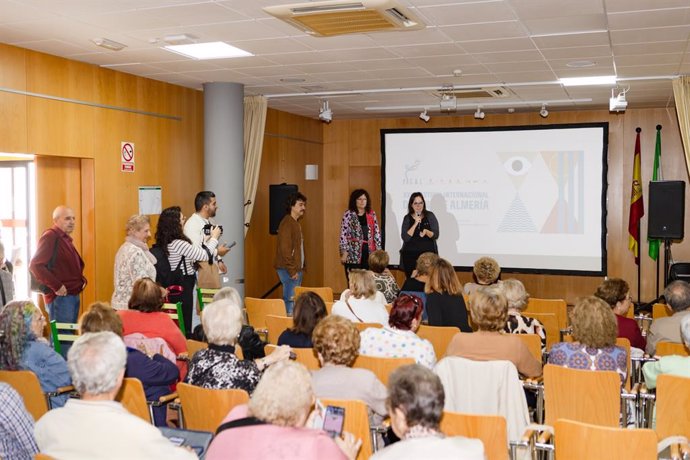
[117,277,187,377]
[594,278,646,350]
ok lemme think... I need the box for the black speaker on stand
[648,180,686,287]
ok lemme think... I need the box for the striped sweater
[167,238,218,275]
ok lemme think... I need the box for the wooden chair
[320,398,373,460]
[49,320,79,355]
[524,298,568,337]
[521,312,559,351]
[554,419,658,460]
[440,411,508,460]
[265,314,294,344]
[352,322,383,333]
[35,454,55,460]
[0,370,73,420]
[656,374,690,439]
[352,355,415,386]
[653,302,672,320]
[416,324,459,358]
[294,286,334,303]
[543,364,621,427]
[244,297,287,332]
[615,337,632,391]
[186,339,208,359]
[114,377,177,424]
[196,287,221,311]
[656,341,689,357]
[515,333,542,363]
[176,382,249,433]
[162,302,185,337]
[325,301,334,315]
[264,344,321,370]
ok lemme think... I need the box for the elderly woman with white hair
[501,279,546,353]
[207,360,362,460]
[643,314,690,388]
[111,215,157,310]
[332,269,388,326]
[185,299,291,393]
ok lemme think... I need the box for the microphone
[416,211,421,217]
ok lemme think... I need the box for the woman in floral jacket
[111,215,156,310]
[339,189,382,283]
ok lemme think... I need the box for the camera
[202,223,223,236]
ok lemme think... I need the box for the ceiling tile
[610,25,690,44]
[484,60,550,72]
[387,42,466,58]
[540,45,612,60]
[604,0,690,14]
[459,37,537,53]
[531,31,610,49]
[492,70,558,83]
[474,49,544,63]
[616,64,679,77]
[366,27,453,47]
[441,21,529,42]
[416,2,516,26]
[615,53,684,67]
[509,0,605,19]
[524,15,607,36]
[608,8,690,30]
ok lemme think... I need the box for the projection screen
[381,123,608,275]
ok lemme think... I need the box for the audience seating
[115,377,177,424]
[524,298,568,339]
[196,287,220,311]
[554,419,658,460]
[416,324,459,358]
[264,314,293,344]
[186,339,208,359]
[320,398,373,460]
[352,322,383,333]
[176,383,249,433]
[653,303,672,320]
[514,333,542,364]
[656,341,689,357]
[49,320,79,355]
[353,355,415,386]
[264,344,320,370]
[294,286,334,303]
[616,337,633,391]
[656,374,690,439]
[521,312,558,351]
[325,301,334,315]
[161,302,185,337]
[440,411,508,460]
[0,370,73,420]
[244,298,286,335]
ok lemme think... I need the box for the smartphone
[228,240,237,249]
[322,405,345,438]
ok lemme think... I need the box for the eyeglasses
[412,201,424,205]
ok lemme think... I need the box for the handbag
[196,244,221,289]
[238,325,266,361]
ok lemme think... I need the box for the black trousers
[168,274,196,337]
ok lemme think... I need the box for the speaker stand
[663,239,673,286]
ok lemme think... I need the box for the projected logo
[497,151,584,234]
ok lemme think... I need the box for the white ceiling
[0,0,688,119]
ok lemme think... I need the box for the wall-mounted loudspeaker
[269,184,298,235]
[648,180,685,240]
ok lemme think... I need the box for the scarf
[125,236,156,264]
[403,424,445,441]
[365,211,377,251]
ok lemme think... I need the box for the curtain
[243,95,267,237]
[672,76,690,178]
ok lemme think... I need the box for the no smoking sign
[121,141,135,172]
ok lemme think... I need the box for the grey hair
[664,281,690,313]
[681,315,690,348]
[387,364,445,429]
[202,298,243,346]
[67,332,126,396]
[501,279,529,311]
[248,360,313,426]
[125,215,150,234]
[212,287,243,307]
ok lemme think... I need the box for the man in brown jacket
[274,192,306,315]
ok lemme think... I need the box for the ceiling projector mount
[609,87,628,113]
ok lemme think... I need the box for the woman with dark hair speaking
[339,189,382,281]
[400,192,438,278]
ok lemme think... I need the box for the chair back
[196,287,221,312]
[264,344,321,370]
[115,377,152,423]
[0,370,49,421]
[265,314,294,344]
[440,411,508,460]
[294,286,334,303]
[320,398,372,460]
[615,337,632,391]
[186,339,208,359]
[554,419,657,460]
[543,364,620,427]
[352,322,383,333]
[653,302,672,320]
[656,374,690,439]
[515,333,542,363]
[49,320,79,355]
[325,301,334,315]
[244,297,287,329]
[162,302,185,336]
[521,312,559,351]
[353,354,415,386]
[524,298,568,331]
[416,324,459,358]
[656,341,689,357]
[177,382,249,433]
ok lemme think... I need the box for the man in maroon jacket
[30,206,86,324]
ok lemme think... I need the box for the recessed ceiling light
[91,37,127,51]
[559,75,616,86]
[163,41,253,60]
[566,60,596,68]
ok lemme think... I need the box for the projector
[439,94,457,112]
[609,93,628,112]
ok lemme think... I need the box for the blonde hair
[125,215,150,235]
[469,285,508,331]
[425,258,461,295]
[248,361,313,427]
[368,250,390,274]
[415,252,439,276]
[312,315,360,366]
[571,296,617,348]
[473,257,500,285]
[501,279,529,311]
[348,269,377,299]
[80,302,123,337]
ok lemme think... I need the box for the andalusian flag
[628,128,644,265]
[648,125,663,261]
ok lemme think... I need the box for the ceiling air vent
[263,0,425,37]
[433,86,512,99]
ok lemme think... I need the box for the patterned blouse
[373,272,399,303]
[111,240,156,310]
[503,312,547,354]
[548,342,627,385]
[359,327,437,369]
[339,210,382,264]
[185,344,261,394]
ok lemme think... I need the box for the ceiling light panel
[163,42,253,60]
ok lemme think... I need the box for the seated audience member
[0,300,71,407]
[360,294,436,369]
[278,292,327,348]
[0,241,15,305]
[311,315,388,423]
[463,256,500,296]
[212,286,243,307]
[425,258,472,332]
[643,315,690,388]
[332,269,389,326]
[400,252,438,321]
[549,296,627,385]
[501,279,547,354]
[80,302,179,426]
[369,250,400,303]
[34,332,196,460]
[186,299,290,393]
[594,278,646,350]
[646,280,690,355]
[206,360,361,460]
[0,382,39,459]
[117,277,187,377]
[446,286,542,378]
[371,364,485,460]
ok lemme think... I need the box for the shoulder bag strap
[216,416,266,435]
[345,298,364,323]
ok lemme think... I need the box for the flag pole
[636,127,642,306]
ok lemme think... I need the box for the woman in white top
[111,215,157,310]
[153,206,219,336]
[332,269,389,326]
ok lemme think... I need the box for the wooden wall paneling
[0,45,28,153]
[80,158,96,308]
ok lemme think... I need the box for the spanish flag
[628,128,644,265]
